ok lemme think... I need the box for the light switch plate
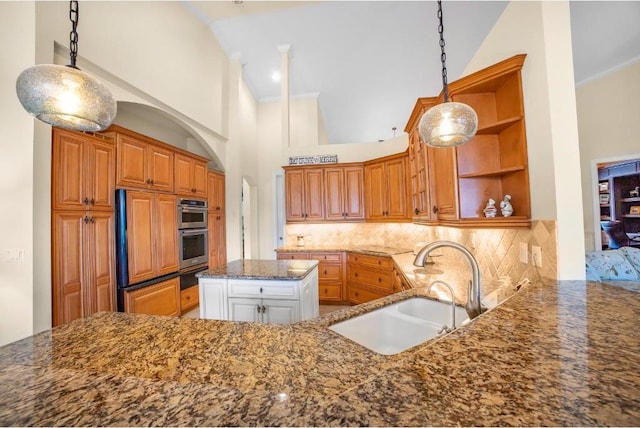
[519,242,528,264]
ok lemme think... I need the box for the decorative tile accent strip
[288,154,338,165]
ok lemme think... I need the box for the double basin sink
[329,297,468,355]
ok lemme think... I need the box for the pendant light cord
[437,0,449,102]
[69,1,79,69]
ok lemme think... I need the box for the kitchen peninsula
[0,276,638,426]
[197,259,319,323]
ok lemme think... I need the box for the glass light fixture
[419,0,477,148]
[16,1,116,132]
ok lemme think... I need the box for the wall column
[278,44,291,149]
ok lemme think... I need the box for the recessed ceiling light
[272,71,281,82]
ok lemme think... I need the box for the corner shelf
[458,166,526,179]
[621,197,640,203]
[475,116,522,135]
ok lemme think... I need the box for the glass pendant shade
[418,101,478,147]
[16,64,116,132]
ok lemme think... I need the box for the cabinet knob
[354,272,358,277]
[186,295,190,300]
[83,197,89,205]
[260,287,263,294]
[378,277,382,283]
[414,208,420,215]
[90,198,95,205]
[433,206,439,214]
[90,217,95,224]
[192,188,196,193]
[83,216,89,224]
[146,178,152,185]
[324,270,327,275]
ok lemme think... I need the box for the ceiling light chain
[68,0,79,68]
[437,1,448,103]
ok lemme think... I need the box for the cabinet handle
[257,304,262,313]
[262,304,266,313]
[324,270,327,275]
[354,272,358,277]
[216,206,220,211]
[259,287,263,294]
[355,291,359,297]
[378,277,382,283]
[146,178,152,185]
[186,295,190,300]
[83,197,89,205]
[90,217,95,224]
[90,198,95,205]
[433,206,439,214]
[83,216,89,224]
[414,208,420,215]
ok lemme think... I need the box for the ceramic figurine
[483,198,497,218]
[500,195,513,217]
[630,186,640,198]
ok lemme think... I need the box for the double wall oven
[177,198,209,290]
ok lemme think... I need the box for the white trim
[576,56,640,88]
[273,169,285,252]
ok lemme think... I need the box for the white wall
[464,1,585,280]
[576,61,640,250]
[0,2,35,346]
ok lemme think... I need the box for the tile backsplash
[284,221,558,287]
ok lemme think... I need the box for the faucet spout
[413,240,483,319]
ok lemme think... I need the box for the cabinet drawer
[318,263,343,281]
[277,252,310,260]
[181,285,199,311]
[349,286,386,305]
[319,284,342,301]
[227,279,298,299]
[348,253,392,270]
[348,268,393,291]
[309,252,343,262]
[124,277,180,317]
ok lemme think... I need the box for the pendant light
[419,0,477,148]
[16,1,116,132]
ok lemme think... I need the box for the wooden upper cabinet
[174,153,207,198]
[324,165,365,221]
[284,167,324,222]
[404,54,531,228]
[208,171,225,213]
[364,153,410,222]
[52,128,115,211]
[116,133,175,192]
[126,191,178,285]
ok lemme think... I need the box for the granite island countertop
[0,279,639,426]
[196,258,319,280]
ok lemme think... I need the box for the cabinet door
[123,277,180,317]
[343,166,365,219]
[126,191,155,284]
[199,278,228,320]
[148,145,174,192]
[262,299,299,324]
[174,154,193,196]
[304,169,325,220]
[117,135,147,188]
[324,167,345,220]
[87,212,116,314]
[430,146,459,220]
[192,160,208,198]
[52,212,85,326]
[87,139,115,211]
[208,171,226,213]
[52,129,85,210]
[228,298,262,322]
[214,214,227,267]
[285,169,306,222]
[154,194,179,276]
[365,162,387,220]
[385,157,409,219]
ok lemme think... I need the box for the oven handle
[179,228,208,236]
[178,207,208,213]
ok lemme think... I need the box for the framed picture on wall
[599,194,610,205]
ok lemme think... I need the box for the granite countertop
[196,259,319,280]
[1,277,639,426]
[276,245,412,256]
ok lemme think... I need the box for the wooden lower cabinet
[124,277,181,317]
[347,253,394,304]
[277,251,347,304]
[52,211,116,326]
[181,285,199,313]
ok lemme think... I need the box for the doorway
[591,153,640,250]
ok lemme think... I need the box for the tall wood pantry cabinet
[51,128,116,326]
[406,54,531,227]
[208,171,227,268]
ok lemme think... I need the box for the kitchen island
[0,278,639,426]
[197,259,319,323]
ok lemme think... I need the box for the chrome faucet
[414,240,483,319]
[427,280,456,333]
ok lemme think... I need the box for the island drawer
[227,279,298,299]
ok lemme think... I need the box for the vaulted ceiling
[183,1,640,145]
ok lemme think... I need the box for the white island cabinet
[197,259,319,324]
